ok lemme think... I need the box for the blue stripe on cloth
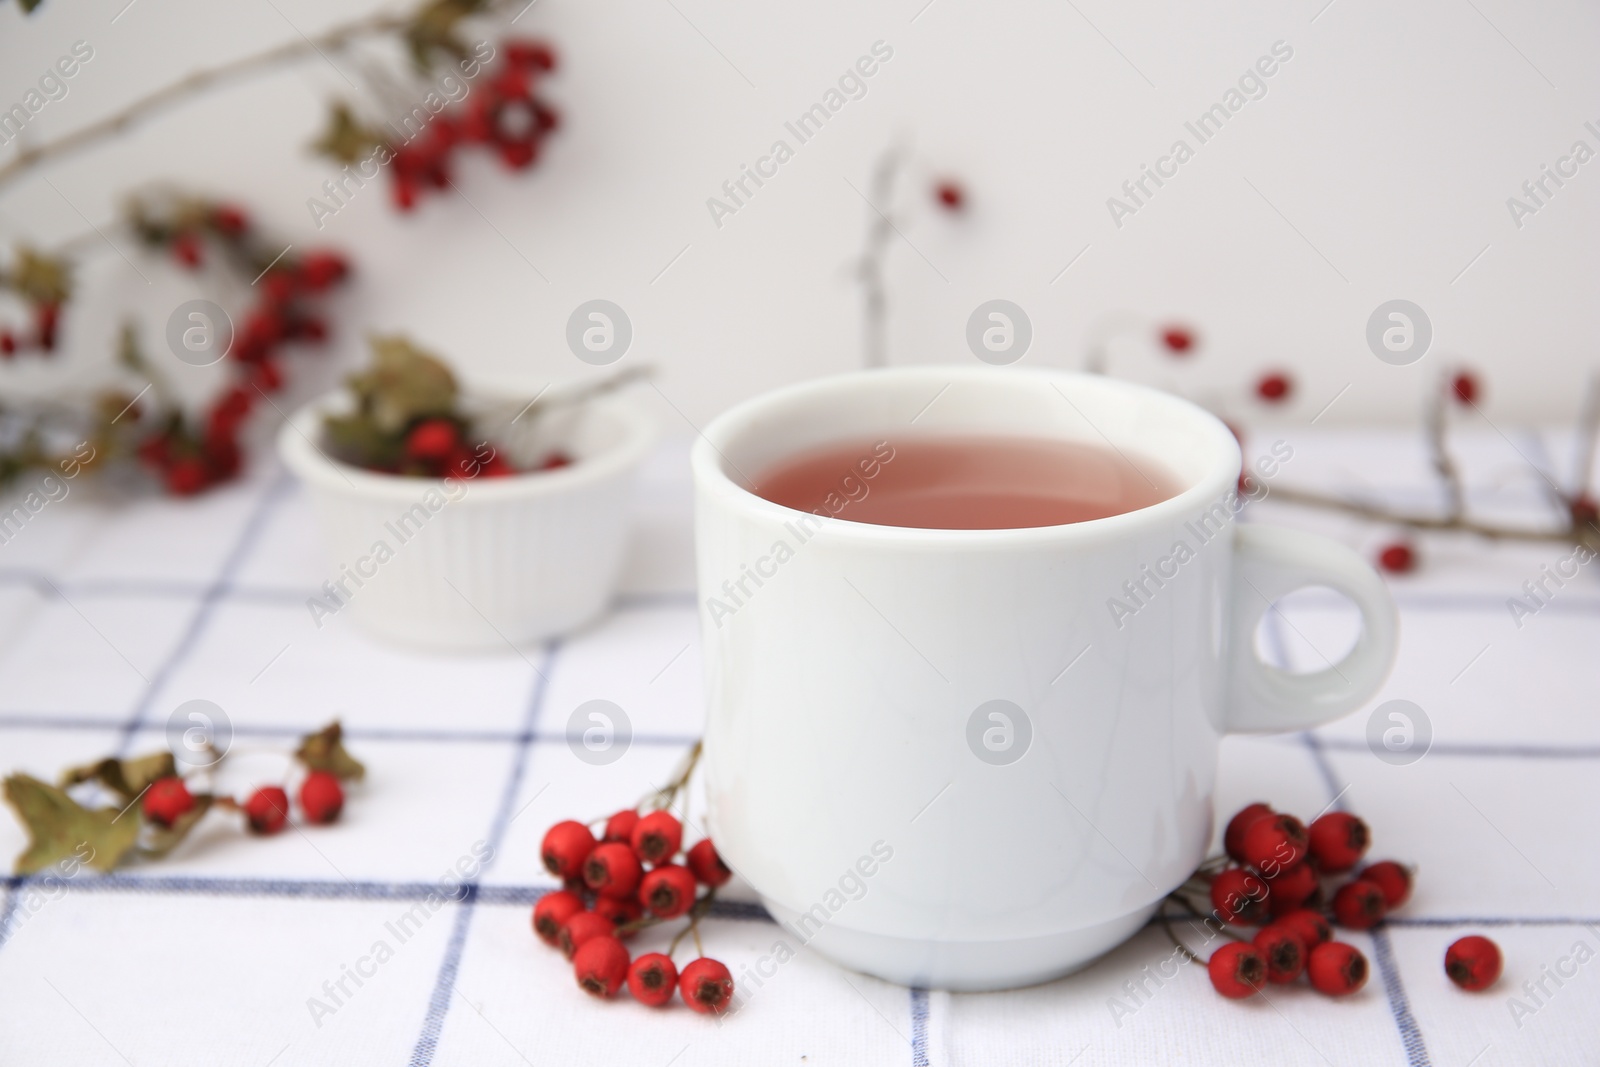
[407,643,556,1067]
[1370,927,1433,1067]
[909,987,930,1067]
[116,475,293,753]
[1281,655,1435,1067]
[0,712,700,749]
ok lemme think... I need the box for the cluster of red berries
[1201,802,1500,999]
[536,809,735,1012]
[126,203,351,496]
[385,417,571,479]
[0,302,60,357]
[143,769,347,832]
[390,40,559,212]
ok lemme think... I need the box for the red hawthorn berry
[1451,371,1479,405]
[559,910,615,960]
[603,809,640,844]
[532,889,584,946]
[679,957,734,1014]
[165,457,210,496]
[299,770,345,824]
[1445,935,1502,991]
[1378,542,1416,574]
[406,419,460,464]
[1308,812,1371,873]
[540,820,596,880]
[136,432,173,468]
[537,451,573,472]
[1331,879,1387,930]
[1358,861,1413,909]
[639,864,697,919]
[1256,372,1292,402]
[1242,814,1309,875]
[1160,325,1195,354]
[934,181,965,211]
[252,359,283,394]
[573,935,630,998]
[1264,859,1319,915]
[299,250,349,291]
[1276,908,1332,948]
[1210,867,1269,925]
[35,303,59,350]
[477,453,516,477]
[1224,803,1274,863]
[584,841,644,900]
[244,785,290,834]
[0,329,15,355]
[686,839,732,887]
[211,204,249,235]
[628,953,678,1007]
[1570,495,1600,528]
[291,315,328,343]
[203,437,242,482]
[593,894,643,937]
[1253,924,1307,984]
[1308,941,1368,996]
[172,232,204,268]
[260,271,297,308]
[505,38,557,70]
[392,174,419,212]
[1207,942,1266,999]
[631,811,683,866]
[143,776,195,827]
[498,139,538,170]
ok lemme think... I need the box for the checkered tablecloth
[0,426,1595,1066]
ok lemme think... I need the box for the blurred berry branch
[0,0,516,194]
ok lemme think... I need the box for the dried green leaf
[3,774,141,875]
[296,721,366,781]
[346,335,458,435]
[6,246,72,305]
[310,103,386,165]
[18,0,46,13]
[59,751,176,803]
[141,795,214,859]
[322,412,407,471]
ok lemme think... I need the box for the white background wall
[1,0,1597,430]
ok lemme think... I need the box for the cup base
[759,898,1159,992]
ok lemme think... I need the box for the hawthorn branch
[1265,484,1576,544]
[0,9,413,194]
[853,147,902,370]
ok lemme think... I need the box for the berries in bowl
[278,336,653,649]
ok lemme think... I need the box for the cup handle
[1225,524,1399,734]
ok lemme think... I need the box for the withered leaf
[9,246,72,305]
[141,795,214,860]
[310,102,386,165]
[59,751,176,803]
[295,721,366,781]
[3,774,141,876]
[346,334,458,435]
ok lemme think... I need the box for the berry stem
[667,888,716,958]
[642,739,702,814]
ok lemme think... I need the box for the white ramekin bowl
[278,390,653,650]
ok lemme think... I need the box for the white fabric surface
[0,427,1595,1066]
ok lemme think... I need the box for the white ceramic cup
[691,366,1398,991]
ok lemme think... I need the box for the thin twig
[1426,370,1465,522]
[1266,485,1574,543]
[854,147,902,370]
[0,8,424,193]
[1570,370,1600,502]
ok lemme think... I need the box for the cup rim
[278,388,655,502]
[691,366,1242,544]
